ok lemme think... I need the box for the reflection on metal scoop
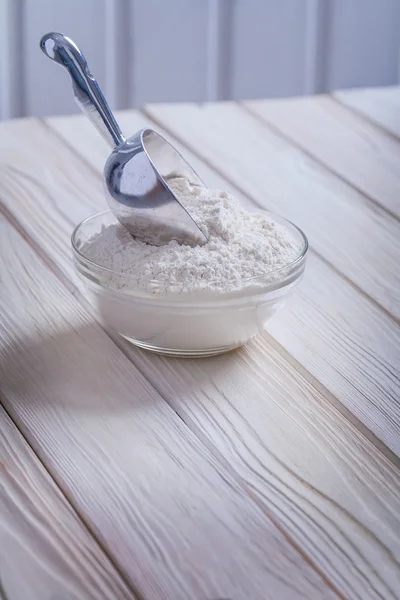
[40,32,208,247]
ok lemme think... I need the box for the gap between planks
[239,101,400,225]
[0,271,144,600]
[32,117,400,467]
[0,127,148,598]
[332,93,400,145]
[0,397,139,600]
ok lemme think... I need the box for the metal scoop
[40,32,208,246]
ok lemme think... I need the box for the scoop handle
[40,32,125,149]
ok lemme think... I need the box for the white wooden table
[1,87,400,600]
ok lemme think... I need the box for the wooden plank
[0,213,333,599]
[269,253,400,446]
[244,94,400,220]
[334,86,400,139]
[133,336,400,600]
[144,101,400,317]
[6,116,400,596]
[44,111,400,455]
[0,405,135,600]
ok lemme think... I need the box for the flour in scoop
[82,176,303,294]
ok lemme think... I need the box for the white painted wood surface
[0,404,134,600]
[244,94,400,220]
[0,207,332,598]
[335,86,400,138]
[1,87,400,598]
[1,0,400,119]
[2,118,400,597]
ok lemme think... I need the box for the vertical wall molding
[304,0,329,94]
[104,0,131,110]
[0,0,24,119]
[398,47,400,85]
[206,0,233,101]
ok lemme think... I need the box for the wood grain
[268,253,400,449]
[133,336,400,600]
[0,218,333,600]
[2,116,400,596]
[144,101,400,318]
[244,94,400,220]
[334,86,400,139]
[44,110,400,455]
[0,406,135,600]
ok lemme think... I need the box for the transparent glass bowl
[72,210,308,357]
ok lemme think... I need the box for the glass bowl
[72,210,308,357]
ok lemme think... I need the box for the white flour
[82,176,302,296]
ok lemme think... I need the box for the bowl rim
[71,208,308,286]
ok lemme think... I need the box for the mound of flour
[82,176,302,294]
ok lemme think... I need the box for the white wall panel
[325,0,400,90]
[230,0,308,100]
[129,0,208,106]
[23,0,106,117]
[1,0,400,120]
